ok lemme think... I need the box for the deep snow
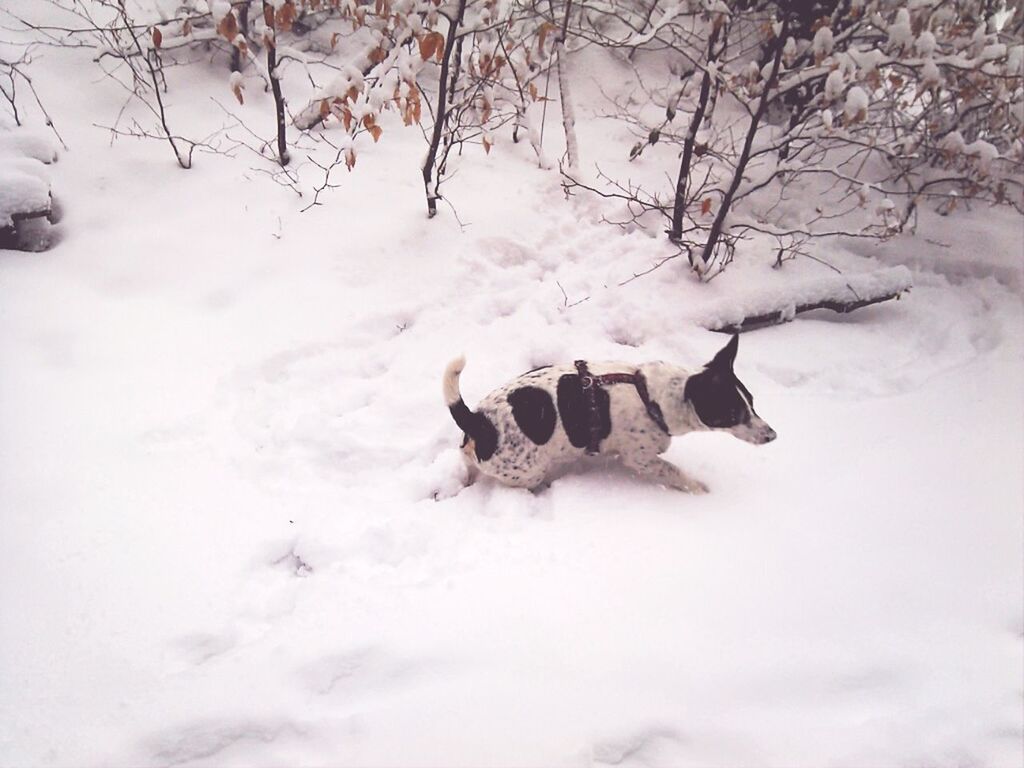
[1,11,1022,767]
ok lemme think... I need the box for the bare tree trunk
[697,15,789,271]
[262,1,289,166]
[549,0,578,171]
[668,21,722,243]
[422,0,468,218]
[231,1,250,73]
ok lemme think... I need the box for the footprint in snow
[171,631,240,666]
[147,718,301,766]
[591,727,685,766]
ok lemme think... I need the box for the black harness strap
[574,360,670,455]
[574,360,603,454]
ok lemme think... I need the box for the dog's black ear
[707,333,739,371]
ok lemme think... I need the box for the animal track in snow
[147,718,301,766]
[591,727,685,766]
[172,631,240,667]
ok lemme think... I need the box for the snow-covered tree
[7,0,1020,270]
[566,0,1023,278]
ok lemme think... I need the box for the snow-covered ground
[1,18,1023,768]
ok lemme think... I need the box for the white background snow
[1,8,1022,768]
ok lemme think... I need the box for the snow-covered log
[0,132,58,164]
[1,129,57,246]
[0,168,52,231]
[704,266,913,333]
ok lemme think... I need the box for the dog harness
[574,360,670,454]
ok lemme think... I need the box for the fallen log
[703,266,913,333]
[10,205,52,223]
[1,128,59,251]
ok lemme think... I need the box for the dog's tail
[443,356,477,436]
[443,355,466,407]
[443,356,498,461]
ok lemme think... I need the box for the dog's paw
[684,479,709,494]
[413,448,470,501]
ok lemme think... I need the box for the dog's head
[684,334,776,444]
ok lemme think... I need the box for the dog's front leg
[621,451,708,494]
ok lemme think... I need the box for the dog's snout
[761,427,777,444]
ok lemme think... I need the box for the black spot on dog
[556,374,611,449]
[507,386,556,445]
[449,400,498,461]
[683,368,752,428]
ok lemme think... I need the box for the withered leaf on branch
[151,27,162,48]
[537,22,556,57]
[276,2,296,33]
[218,11,239,41]
[419,32,439,61]
[418,35,434,61]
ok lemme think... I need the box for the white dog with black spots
[444,335,776,493]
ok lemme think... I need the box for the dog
[443,334,776,493]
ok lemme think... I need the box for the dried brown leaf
[218,11,238,41]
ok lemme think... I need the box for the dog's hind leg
[620,451,708,494]
[528,479,551,495]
